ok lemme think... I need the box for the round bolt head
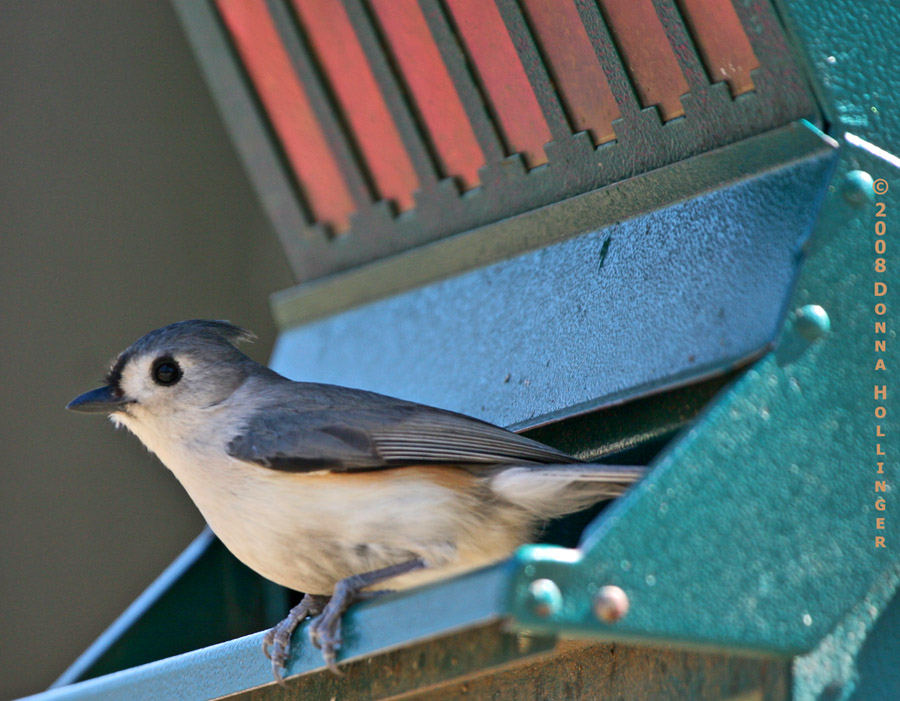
[528,578,562,618]
[794,304,830,341]
[842,170,875,206]
[593,585,629,623]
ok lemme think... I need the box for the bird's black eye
[151,357,182,386]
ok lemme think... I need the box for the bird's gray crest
[105,320,255,387]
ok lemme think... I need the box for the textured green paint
[776,0,900,152]
[793,563,900,700]
[851,578,900,699]
[508,131,899,658]
[777,2,900,696]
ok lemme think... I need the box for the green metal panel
[776,0,900,152]
[794,563,900,701]
[507,130,899,691]
[850,577,900,700]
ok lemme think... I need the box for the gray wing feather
[226,382,578,472]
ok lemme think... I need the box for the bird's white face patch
[115,349,248,417]
[117,352,193,413]
[105,344,252,469]
[109,352,196,453]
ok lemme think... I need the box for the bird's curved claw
[262,593,329,685]
[262,623,293,686]
[308,609,344,675]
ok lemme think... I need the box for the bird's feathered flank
[489,465,646,518]
[105,320,255,388]
[227,381,579,473]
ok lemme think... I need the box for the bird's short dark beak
[66,386,131,414]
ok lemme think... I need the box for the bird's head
[67,320,258,430]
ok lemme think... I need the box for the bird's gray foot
[308,558,427,674]
[262,593,329,685]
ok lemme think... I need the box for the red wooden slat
[444,0,552,168]
[370,0,484,190]
[677,0,760,97]
[598,0,690,122]
[216,0,354,232]
[521,0,619,146]
[292,0,419,211]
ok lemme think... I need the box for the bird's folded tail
[489,464,648,519]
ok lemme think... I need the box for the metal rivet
[593,585,630,623]
[842,170,875,206]
[528,578,562,617]
[794,304,831,341]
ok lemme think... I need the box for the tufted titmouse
[67,320,645,680]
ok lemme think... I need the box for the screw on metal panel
[842,170,875,206]
[794,304,831,341]
[593,585,630,623]
[776,304,831,366]
[527,578,563,617]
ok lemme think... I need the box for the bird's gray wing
[226,388,578,472]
